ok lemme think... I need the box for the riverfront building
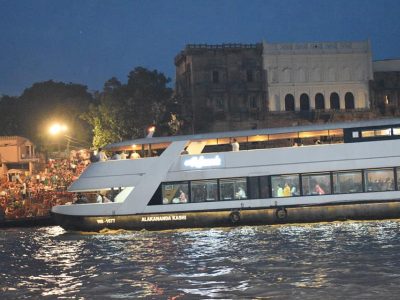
[0,136,38,179]
[174,40,399,133]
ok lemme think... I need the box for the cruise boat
[52,118,400,231]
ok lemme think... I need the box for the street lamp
[49,123,69,156]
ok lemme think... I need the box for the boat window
[364,168,395,192]
[220,177,247,200]
[397,168,400,190]
[191,180,218,202]
[302,173,331,195]
[374,129,391,137]
[333,171,362,194]
[393,128,400,135]
[352,131,359,138]
[271,174,299,197]
[361,130,375,138]
[162,182,189,204]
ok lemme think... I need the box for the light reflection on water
[1,221,400,299]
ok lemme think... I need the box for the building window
[330,92,340,109]
[315,93,325,109]
[345,92,355,109]
[216,98,224,110]
[300,93,310,111]
[285,94,295,111]
[162,182,189,204]
[246,70,253,82]
[212,71,219,83]
[250,96,258,108]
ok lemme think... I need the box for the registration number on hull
[96,218,116,224]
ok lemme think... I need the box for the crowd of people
[0,150,91,221]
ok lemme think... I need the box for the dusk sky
[1,0,399,96]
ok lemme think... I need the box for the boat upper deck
[103,118,400,154]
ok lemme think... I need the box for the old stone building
[175,44,267,132]
[370,59,400,115]
[175,40,398,133]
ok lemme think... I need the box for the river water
[1,221,400,299]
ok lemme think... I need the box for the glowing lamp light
[146,126,156,138]
[49,123,68,135]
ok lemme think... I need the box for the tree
[0,95,21,135]
[16,81,93,148]
[84,67,173,148]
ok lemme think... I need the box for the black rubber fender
[229,210,241,224]
[275,207,288,219]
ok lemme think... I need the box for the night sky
[1,0,399,96]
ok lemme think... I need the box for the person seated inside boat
[276,184,284,197]
[74,193,89,204]
[283,183,292,197]
[179,190,187,203]
[315,184,325,195]
[96,192,112,203]
[291,185,298,196]
[235,187,247,199]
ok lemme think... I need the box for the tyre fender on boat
[229,210,241,224]
[275,207,288,219]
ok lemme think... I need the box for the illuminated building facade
[175,40,398,132]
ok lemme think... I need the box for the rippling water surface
[2,221,400,299]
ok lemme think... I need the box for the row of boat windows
[352,128,400,139]
[153,167,399,205]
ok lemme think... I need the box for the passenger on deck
[98,148,108,161]
[111,152,121,160]
[231,138,239,151]
[120,151,128,159]
[130,151,141,159]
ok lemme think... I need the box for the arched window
[285,94,295,111]
[315,93,325,109]
[330,92,340,109]
[300,93,310,111]
[345,92,355,109]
